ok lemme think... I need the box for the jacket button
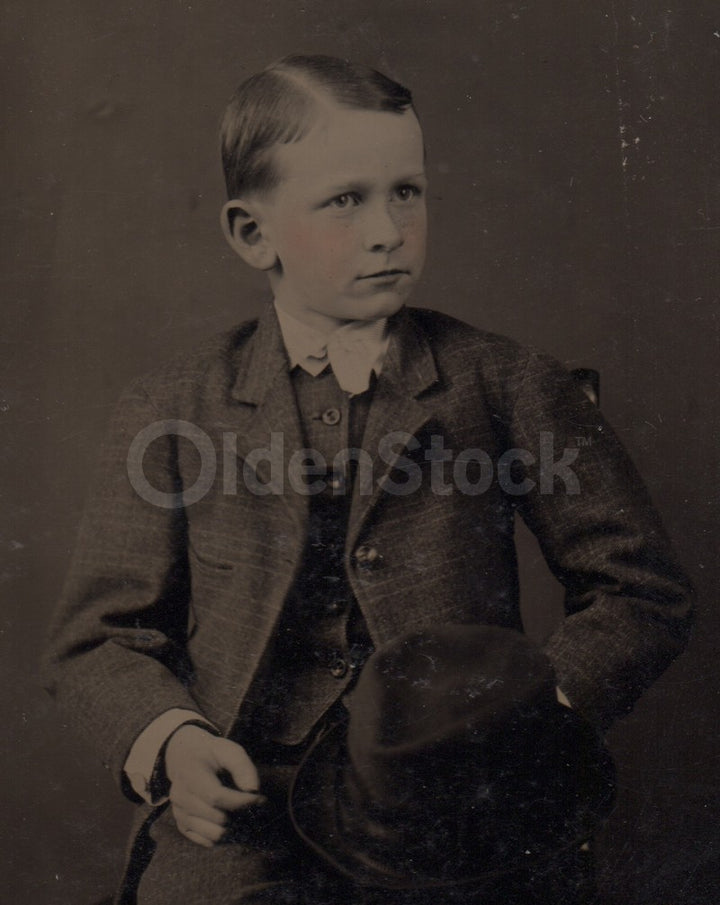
[355,545,380,568]
[321,407,342,426]
[327,472,346,493]
[329,657,348,678]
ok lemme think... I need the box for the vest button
[355,545,380,568]
[327,472,346,493]
[321,407,342,426]
[329,657,348,678]
[323,599,345,615]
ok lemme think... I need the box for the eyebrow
[318,171,428,197]
[319,180,368,198]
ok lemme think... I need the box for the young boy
[45,55,693,905]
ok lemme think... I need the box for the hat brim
[289,706,615,890]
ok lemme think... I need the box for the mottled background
[2,2,718,902]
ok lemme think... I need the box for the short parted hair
[220,54,414,200]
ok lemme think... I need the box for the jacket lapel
[346,307,441,553]
[228,303,308,526]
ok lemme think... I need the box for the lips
[358,269,409,279]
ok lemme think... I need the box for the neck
[271,287,350,336]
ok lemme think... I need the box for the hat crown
[292,625,616,889]
[347,626,559,808]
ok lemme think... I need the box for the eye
[329,192,361,209]
[394,184,422,202]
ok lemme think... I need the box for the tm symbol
[576,436,593,447]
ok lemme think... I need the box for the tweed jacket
[45,303,693,793]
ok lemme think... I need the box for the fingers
[169,787,228,826]
[176,775,263,814]
[216,787,266,810]
[171,802,227,848]
[171,783,266,847]
[214,742,261,796]
[170,785,266,846]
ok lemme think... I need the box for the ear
[220,199,278,271]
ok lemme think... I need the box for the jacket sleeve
[43,380,206,795]
[506,350,694,732]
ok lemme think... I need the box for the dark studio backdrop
[2,2,718,903]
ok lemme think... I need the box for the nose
[363,201,404,252]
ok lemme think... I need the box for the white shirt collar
[273,301,390,394]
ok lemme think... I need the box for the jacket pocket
[187,539,236,630]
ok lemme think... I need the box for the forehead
[269,103,425,190]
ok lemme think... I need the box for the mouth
[358,269,409,280]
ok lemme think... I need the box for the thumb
[214,739,261,793]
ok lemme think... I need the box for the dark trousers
[128,762,598,905]
[131,765,343,905]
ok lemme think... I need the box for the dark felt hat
[290,625,615,890]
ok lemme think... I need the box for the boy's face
[252,103,427,332]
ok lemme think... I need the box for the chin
[351,292,408,321]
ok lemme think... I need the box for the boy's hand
[164,724,265,847]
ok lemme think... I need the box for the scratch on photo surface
[609,1,631,237]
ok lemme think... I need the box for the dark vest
[237,366,374,751]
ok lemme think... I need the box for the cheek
[286,224,355,274]
[283,226,352,260]
[397,205,427,243]
[281,225,316,259]
[404,211,427,258]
